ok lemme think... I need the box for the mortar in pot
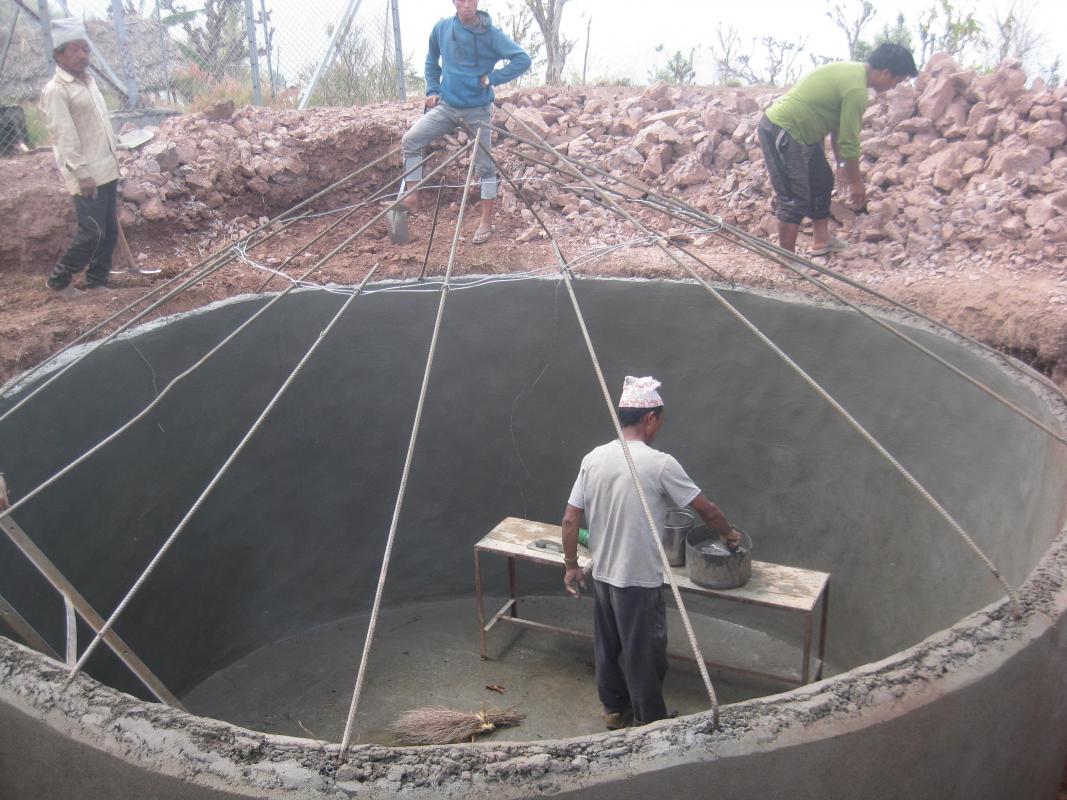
[685,527,752,589]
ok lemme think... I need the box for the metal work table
[474,517,830,686]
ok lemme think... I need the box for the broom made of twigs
[389,705,525,746]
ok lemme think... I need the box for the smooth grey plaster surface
[1,277,1065,799]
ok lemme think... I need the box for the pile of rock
[496,54,1067,270]
[116,54,1067,273]
[118,100,405,230]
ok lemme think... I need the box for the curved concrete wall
[1,278,1066,798]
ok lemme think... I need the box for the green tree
[916,0,984,66]
[160,0,248,80]
[987,0,1041,64]
[826,0,876,59]
[499,1,545,86]
[711,23,808,87]
[524,0,575,84]
[854,12,914,61]
[649,45,696,85]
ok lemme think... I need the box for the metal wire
[65,263,382,684]
[1,149,401,423]
[473,126,723,726]
[500,105,1021,619]
[0,146,471,531]
[336,132,483,760]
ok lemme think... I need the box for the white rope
[336,131,484,760]
[501,106,1020,617]
[65,265,382,685]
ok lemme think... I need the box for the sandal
[809,237,848,256]
[472,226,493,245]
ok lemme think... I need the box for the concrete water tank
[1,277,1065,799]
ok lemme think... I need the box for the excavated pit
[1,277,1066,799]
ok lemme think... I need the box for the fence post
[35,0,53,70]
[259,0,276,101]
[109,0,140,107]
[390,0,405,101]
[0,7,21,86]
[298,0,363,110]
[154,0,174,103]
[244,0,262,105]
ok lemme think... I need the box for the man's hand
[720,528,743,551]
[424,94,440,110]
[563,564,586,599]
[480,74,490,88]
[78,177,97,199]
[847,179,866,211]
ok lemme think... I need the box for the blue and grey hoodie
[425,10,532,108]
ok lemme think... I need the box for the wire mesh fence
[0,0,410,157]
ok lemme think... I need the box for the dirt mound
[2,55,1066,390]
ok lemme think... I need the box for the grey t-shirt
[567,440,701,588]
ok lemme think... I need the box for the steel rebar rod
[66,263,382,685]
[1,150,400,421]
[253,147,445,294]
[493,122,1067,447]
[336,137,482,761]
[0,147,473,534]
[495,120,1064,397]
[0,514,183,706]
[475,133,723,724]
[501,105,1021,617]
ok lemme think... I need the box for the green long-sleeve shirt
[765,62,869,161]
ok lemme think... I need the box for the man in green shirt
[757,43,917,255]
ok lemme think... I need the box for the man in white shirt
[561,376,739,728]
[41,18,121,297]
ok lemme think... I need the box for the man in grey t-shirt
[561,376,739,728]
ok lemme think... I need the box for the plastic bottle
[578,527,589,546]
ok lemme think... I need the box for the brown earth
[1,76,1066,396]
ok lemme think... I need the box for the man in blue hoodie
[401,0,531,244]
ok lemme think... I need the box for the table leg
[507,556,518,618]
[801,608,813,684]
[816,583,830,680]
[475,549,487,660]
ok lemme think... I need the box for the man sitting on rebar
[757,43,918,256]
[560,376,740,729]
[400,0,531,244]
[41,18,121,297]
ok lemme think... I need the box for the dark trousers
[757,115,834,225]
[593,580,669,724]
[48,180,118,289]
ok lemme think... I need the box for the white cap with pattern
[618,376,663,408]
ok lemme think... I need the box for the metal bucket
[685,527,752,589]
[662,508,695,567]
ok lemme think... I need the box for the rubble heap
[494,54,1067,271]
[117,100,405,233]
[114,54,1067,276]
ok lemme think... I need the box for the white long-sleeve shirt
[40,66,119,195]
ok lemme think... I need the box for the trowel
[386,179,411,245]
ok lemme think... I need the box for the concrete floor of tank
[182,595,817,745]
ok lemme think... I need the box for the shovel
[386,205,410,245]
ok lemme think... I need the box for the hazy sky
[266,0,1066,87]
[394,0,1066,83]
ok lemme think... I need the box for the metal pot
[685,527,752,589]
[661,508,694,567]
